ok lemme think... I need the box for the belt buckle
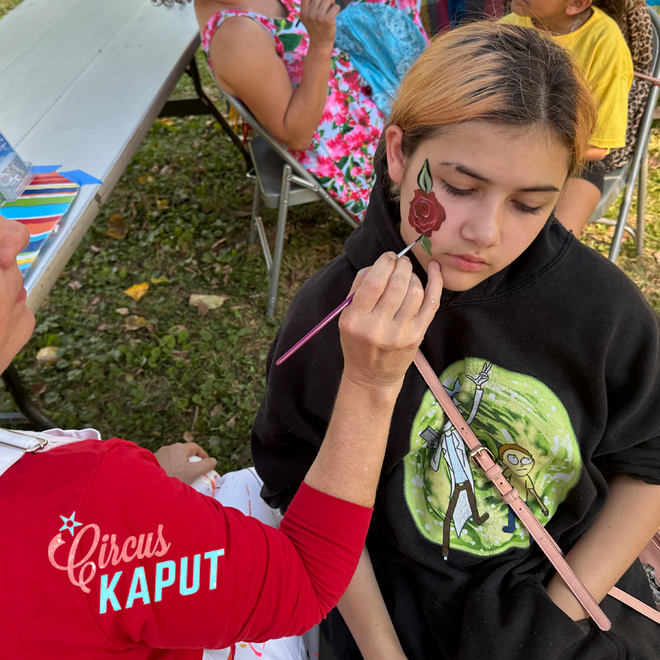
[469,445,494,468]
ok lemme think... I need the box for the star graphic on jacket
[59,512,82,536]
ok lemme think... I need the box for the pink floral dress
[202,0,426,221]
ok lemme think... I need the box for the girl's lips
[446,253,488,272]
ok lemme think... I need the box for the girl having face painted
[253,22,660,660]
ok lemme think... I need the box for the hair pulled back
[592,0,626,24]
[385,22,597,180]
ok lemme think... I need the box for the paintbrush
[275,236,423,366]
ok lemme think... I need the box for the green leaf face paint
[417,159,434,194]
[408,159,446,256]
[420,235,433,256]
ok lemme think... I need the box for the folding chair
[219,92,358,316]
[587,6,660,263]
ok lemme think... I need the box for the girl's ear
[565,0,592,16]
[385,125,406,185]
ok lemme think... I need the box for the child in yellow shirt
[502,0,633,236]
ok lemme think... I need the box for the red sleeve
[78,441,371,650]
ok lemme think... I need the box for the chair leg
[249,185,260,246]
[2,364,57,430]
[636,155,648,257]
[609,177,638,263]
[267,164,292,317]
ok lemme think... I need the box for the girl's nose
[0,217,30,268]
[459,202,502,248]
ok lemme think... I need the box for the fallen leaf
[226,415,237,429]
[90,296,101,306]
[159,165,172,176]
[207,435,221,447]
[107,214,128,240]
[197,303,210,317]
[97,323,116,331]
[115,307,130,316]
[30,382,48,396]
[189,294,229,310]
[124,282,149,301]
[125,315,154,331]
[150,276,169,284]
[156,199,169,210]
[156,118,175,127]
[138,175,155,184]
[90,245,102,253]
[169,325,187,334]
[37,346,61,364]
[171,350,189,361]
[210,403,223,417]
[68,280,83,291]
[183,431,195,443]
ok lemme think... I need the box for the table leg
[158,55,254,174]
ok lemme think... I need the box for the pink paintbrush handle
[275,293,354,365]
[275,236,422,366]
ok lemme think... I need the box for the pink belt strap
[414,350,660,630]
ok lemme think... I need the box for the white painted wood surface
[0,0,200,311]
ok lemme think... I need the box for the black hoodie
[251,153,660,659]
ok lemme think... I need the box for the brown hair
[498,443,533,460]
[592,0,626,23]
[380,21,597,183]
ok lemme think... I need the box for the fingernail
[387,251,397,260]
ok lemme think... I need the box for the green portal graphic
[403,358,581,557]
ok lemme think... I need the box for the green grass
[0,0,21,19]
[2,0,660,473]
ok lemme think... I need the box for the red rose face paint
[408,159,446,256]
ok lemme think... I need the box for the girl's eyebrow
[440,161,560,193]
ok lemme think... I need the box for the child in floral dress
[196,0,428,221]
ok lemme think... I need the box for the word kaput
[48,523,225,614]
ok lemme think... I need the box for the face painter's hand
[339,252,442,393]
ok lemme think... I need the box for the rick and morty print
[404,358,581,559]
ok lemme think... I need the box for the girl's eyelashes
[443,181,543,216]
[442,181,473,197]
[514,201,543,216]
